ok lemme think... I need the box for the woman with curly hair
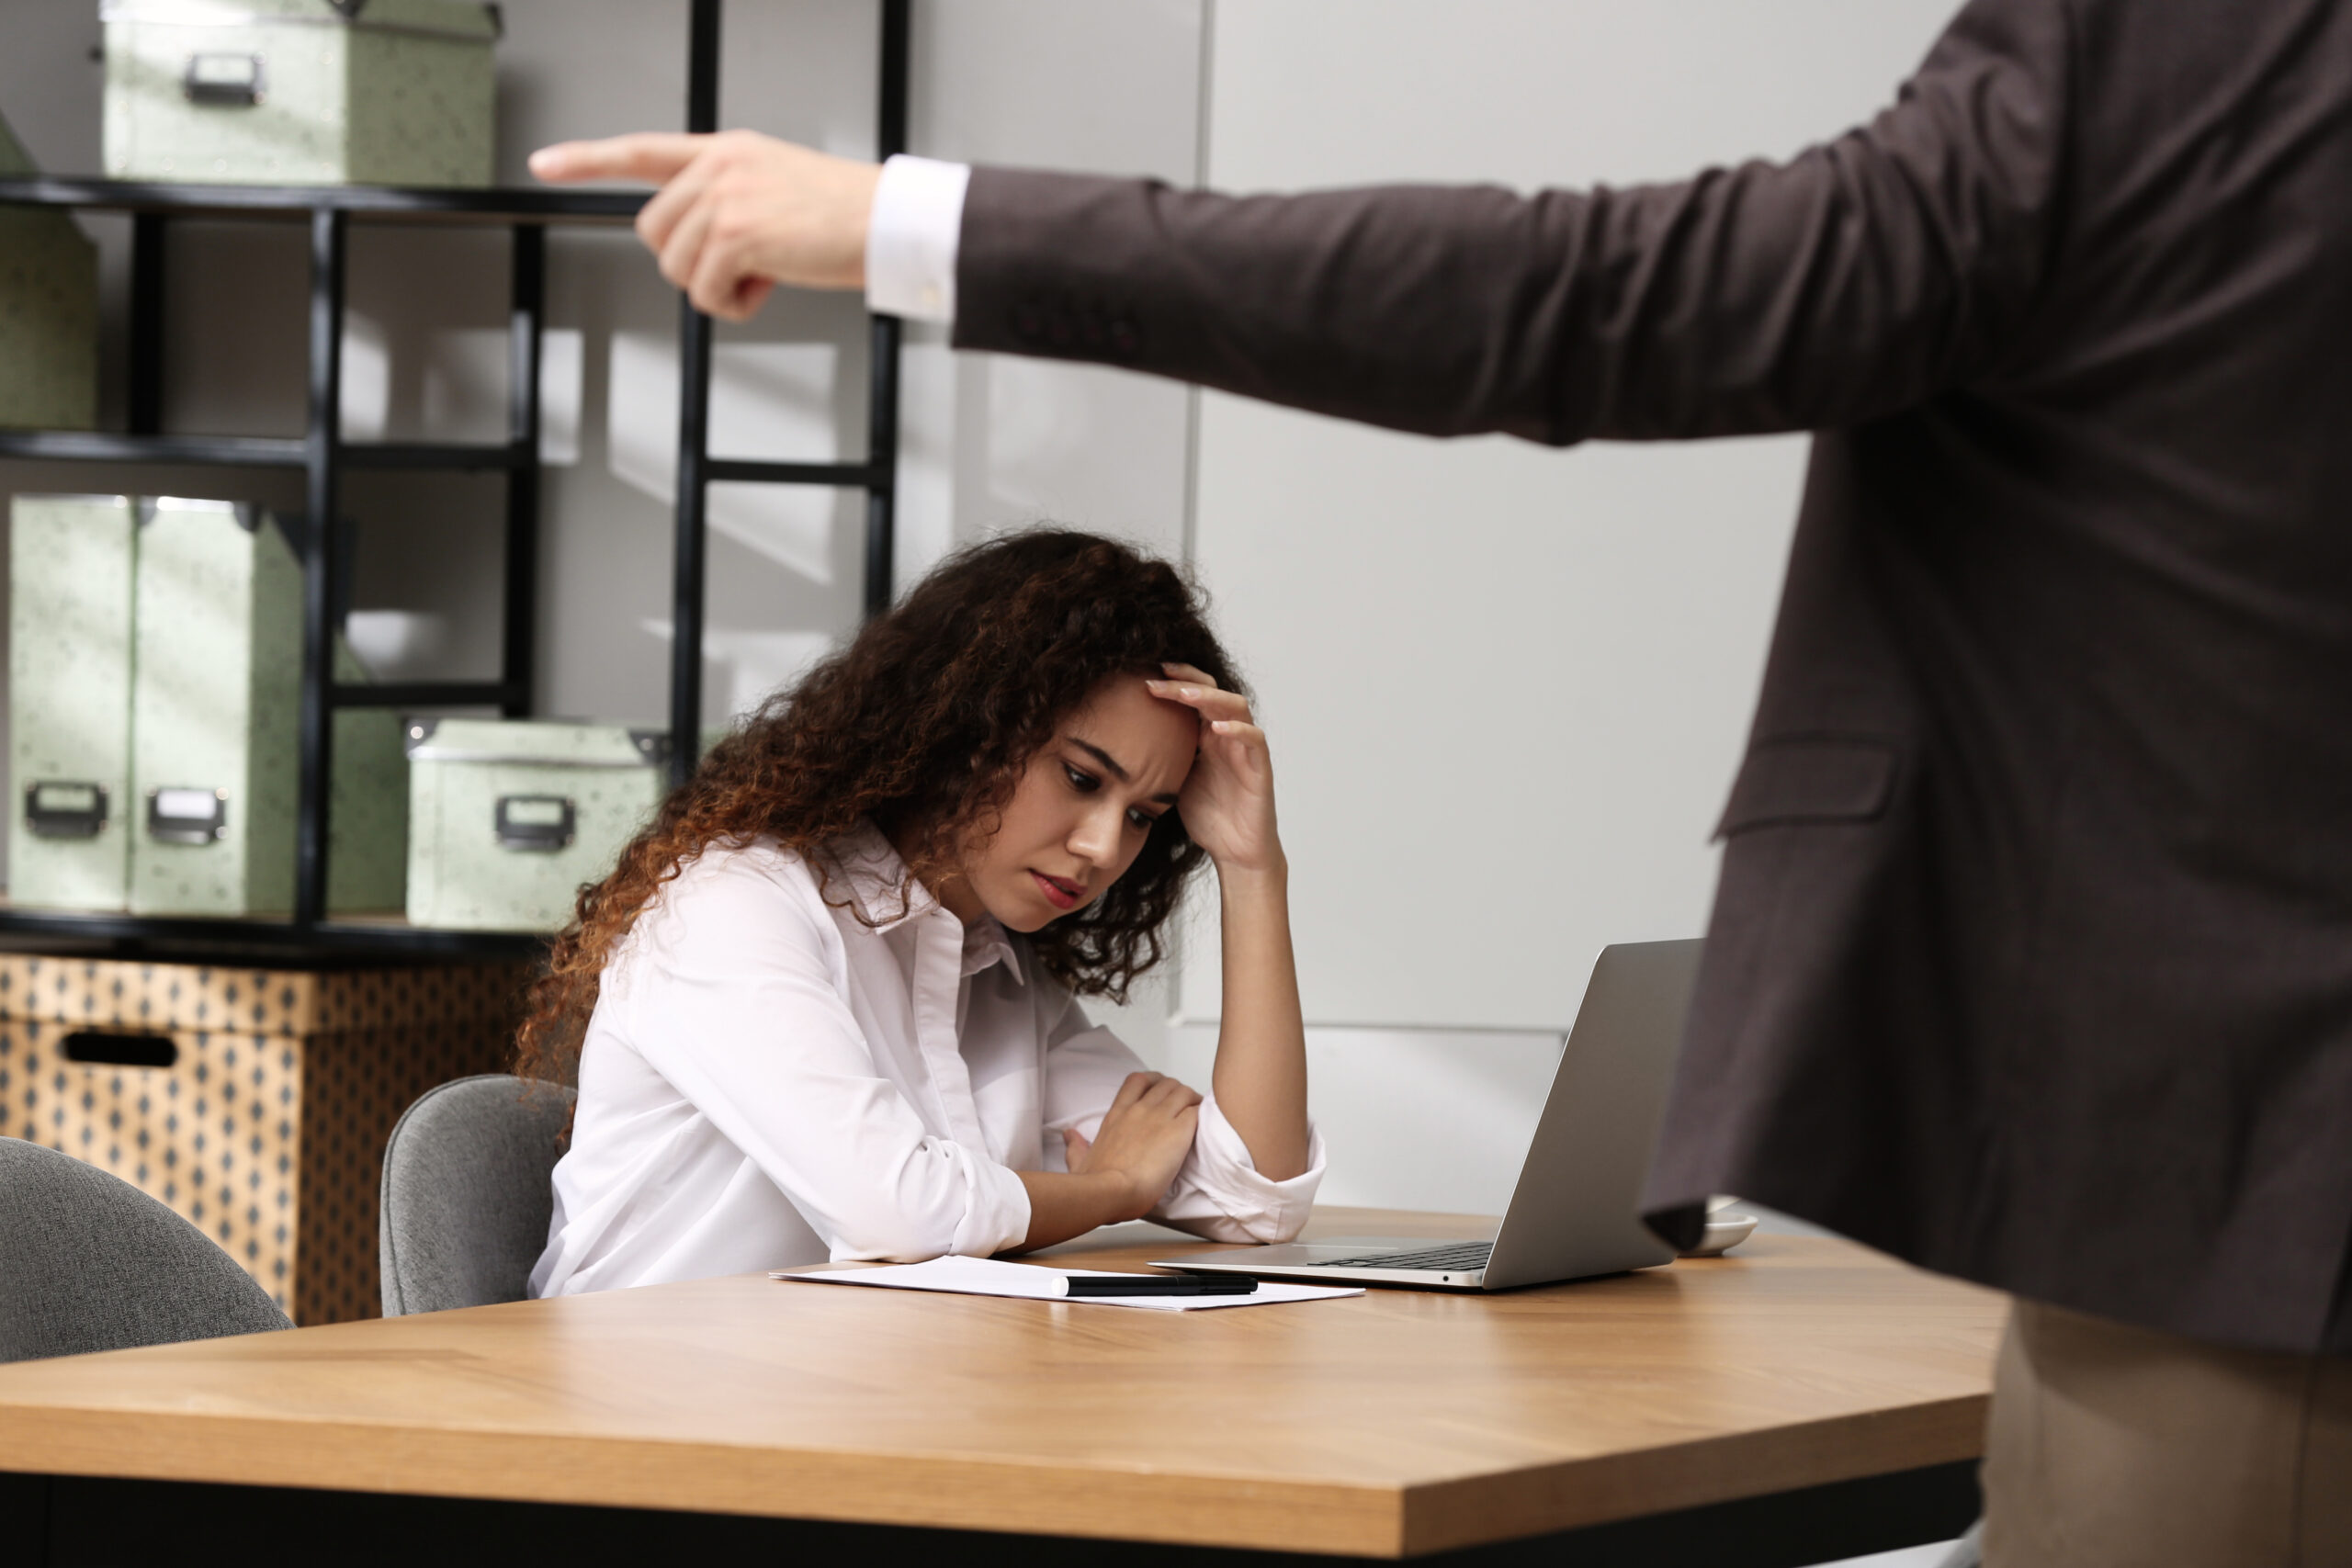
[526,528,1322,1295]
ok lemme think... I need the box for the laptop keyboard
[1319,1241,1494,1272]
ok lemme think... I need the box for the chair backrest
[379,1074,575,1316]
[0,1137,290,1361]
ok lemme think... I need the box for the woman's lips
[1030,870,1082,910]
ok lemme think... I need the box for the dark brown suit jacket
[950,0,2352,1354]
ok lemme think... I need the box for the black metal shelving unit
[0,0,909,967]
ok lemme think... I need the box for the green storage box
[128,498,407,917]
[8,496,137,910]
[102,0,499,187]
[0,112,99,430]
[405,719,669,931]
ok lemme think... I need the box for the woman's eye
[1063,763,1098,793]
[1128,808,1161,831]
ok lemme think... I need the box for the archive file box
[0,109,99,430]
[102,0,500,187]
[6,494,405,915]
[8,497,136,909]
[405,718,669,931]
[130,498,407,916]
[0,954,529,1323]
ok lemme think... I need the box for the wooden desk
[0,1208,2003,1564]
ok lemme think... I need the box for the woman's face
[944,674,1199,932]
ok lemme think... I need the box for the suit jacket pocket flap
[1716,737,1898,837]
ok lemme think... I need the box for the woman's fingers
[1205,720,1270,759]
[1109,1071,1161,1112]
[1139,1075,1204,1112]
[1061,1125,1092,1173]
[1147,678,1252,724]
[1107,1074,1203,1128]
[1152,662,1252,721]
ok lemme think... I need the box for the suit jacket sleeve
[952,0,2071,444]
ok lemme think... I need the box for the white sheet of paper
[770,1254,1362,1311]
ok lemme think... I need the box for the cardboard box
[102,0,500,187]
[0,955,531,1323]
[8,496,137,910]
[405,719,668,931]
[0,110,98,430]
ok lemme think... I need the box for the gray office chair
[379,1074,576,1316]
[0,1137,290,1362]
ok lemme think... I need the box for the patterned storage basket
[0,956,529,1324]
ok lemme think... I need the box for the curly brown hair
[513,528,1241,1085]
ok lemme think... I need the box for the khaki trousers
[1982,1298,2352,1566]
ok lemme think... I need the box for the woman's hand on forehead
[1146,663,1284,878]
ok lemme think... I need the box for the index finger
[1159,661,1219,691]
[1140,1075,1202,1108]
[1110,1071,1162,1112]
[529,133,711,186]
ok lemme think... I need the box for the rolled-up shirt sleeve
[617,854,1030,1262]
[1039,1002,1324,1245]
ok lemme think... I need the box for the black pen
[1059,1274,1258,1297]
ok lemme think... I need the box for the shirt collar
[821,821,1025,986]
[959,914,1023,984]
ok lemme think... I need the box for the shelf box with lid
[102,0,501,186]
[405,718,669,931]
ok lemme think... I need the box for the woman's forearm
[1210,860,1311,1179]
[1008,1168,1145,1252]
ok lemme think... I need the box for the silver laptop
[1157,938,1702,1292]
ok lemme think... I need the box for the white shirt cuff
[866,153,970,323]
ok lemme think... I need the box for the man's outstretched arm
[534,0,2066,446]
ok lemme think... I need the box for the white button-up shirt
[530,825,1324,1296]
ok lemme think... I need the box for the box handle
[495,795,576,852]
[24,781,109,840]
[183,52,265,107]
[148,787,228,846]
[62,1031,179,1069]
